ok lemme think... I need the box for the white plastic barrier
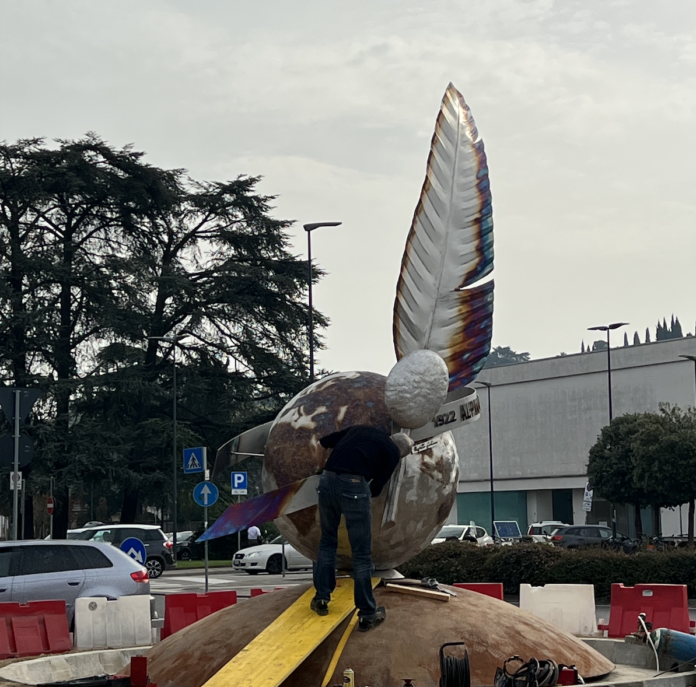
[519,584,597,636]
[74,596,152,650]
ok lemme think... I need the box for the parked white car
[431,525,494,546]
[526,521,570,543]
[233,536,312,575]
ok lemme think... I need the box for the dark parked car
[174,533,200,561]
[72,524,174,578]
[550,525,637,553]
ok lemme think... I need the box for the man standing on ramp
[310,425,414,631]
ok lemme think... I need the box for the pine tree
[623,332,629,347]
[581,341,585,353]
[633,332,640,346]
[0,136,321,535]
[645,328,651,343]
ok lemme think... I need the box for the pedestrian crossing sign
[183,447,206,474]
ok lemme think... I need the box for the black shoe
[310,598,329,616]
[358,606,386,632]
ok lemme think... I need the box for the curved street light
[475,380,495,540]
[587,322,629,421]
[303,222,342,382]
[148,334,187,560]
[587,322,628,538]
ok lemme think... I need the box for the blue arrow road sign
[193,481,219,507]
[231,471,248,495]
[183,447,206,474]
[120,537,147,565]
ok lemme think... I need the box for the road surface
[151,567,312,596]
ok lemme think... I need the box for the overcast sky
[1,0,695,377]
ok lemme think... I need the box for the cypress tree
[674,317,683,338]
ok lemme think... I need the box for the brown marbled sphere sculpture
[262,370,459,570]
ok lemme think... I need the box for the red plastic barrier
[250,587,284,598]
[161,591,237,640]
[130,656,149,687]
[0,600,71,659]
[453,583,504,600]
[597,584,692,637]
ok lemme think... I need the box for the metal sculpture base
[143,583,614,687]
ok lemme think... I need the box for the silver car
[0,540,151,623]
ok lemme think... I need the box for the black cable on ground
[439,642,470,687]
[494,656,559,687]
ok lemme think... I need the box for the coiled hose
[439,642,470,687]
[494,656,560,687]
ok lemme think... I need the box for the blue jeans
[313,470,377,618]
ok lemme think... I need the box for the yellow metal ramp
[202,578,379,687]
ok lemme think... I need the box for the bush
[398,544,696,600]
[399,541,495,583]
[485,544,564,594]
[546,549,635,600]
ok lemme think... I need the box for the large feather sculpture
[393,83,494,391]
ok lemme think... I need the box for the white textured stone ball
[385,349,449,428]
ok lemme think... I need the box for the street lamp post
[678,355,696,541]
[148,335,185,562]
[303,222,342,382]
[587,322,629,422]
[587,322,628,537]
[679,355,696,407]
[476,381,495,540]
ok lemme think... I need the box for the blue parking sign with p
[231,471,247,495]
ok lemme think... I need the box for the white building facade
[450,337,696,537]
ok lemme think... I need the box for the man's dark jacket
[319,425,401,497]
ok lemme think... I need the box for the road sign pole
[203,453,209,593]
[237,496,241,553]
[12,390,19,541]
[204,506,209,593]
[49,477,55,540]
[20,479,25,540]
[172,352,178,569]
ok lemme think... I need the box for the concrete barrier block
[74,596,151,650]
[520,584,597,636]
[0,647,147,684]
